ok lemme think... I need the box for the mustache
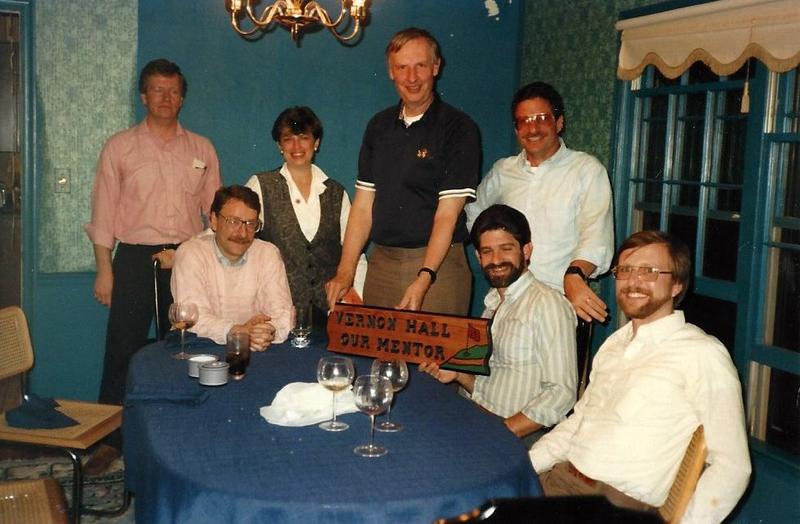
[484,262,515,272]
[621,285,650,295]
[228,236,252,245]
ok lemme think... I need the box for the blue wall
[138,2,523,187]
[30,1,524,401]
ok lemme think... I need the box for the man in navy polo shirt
[326,27,480,316]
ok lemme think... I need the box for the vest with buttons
[255,170,344,312]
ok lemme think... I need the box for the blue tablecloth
[123,334,541,523]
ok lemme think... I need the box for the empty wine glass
[371,358,408,432]
[353,374,393,458]
[169,302,199,359]
[291,303,313,348]
[316,356,355,431]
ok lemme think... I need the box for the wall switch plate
[55,168,70,193]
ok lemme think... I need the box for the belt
[567,462,596,486]
[119,242,181,251]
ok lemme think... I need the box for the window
[747,66,800,456]
[620,61,749,352]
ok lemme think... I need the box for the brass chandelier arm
[306,2,363,42]
[229,1,285,37]
[305,2,347,27]
[248,1,287,25]
[326,18,362,42]
[228,0,367,43]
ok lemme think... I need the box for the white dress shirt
[529,311,751,523]
[465,140,613,292]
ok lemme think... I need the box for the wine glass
[168,302,199,359]
[291,303,313,348]
[316,356,355,431]
[352,374,393,458]
[371,358,408,432]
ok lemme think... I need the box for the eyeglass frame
[513,112,556,129]
[611,265,673,282]
[216,212,263,233]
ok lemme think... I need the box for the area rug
[0,454,134,523]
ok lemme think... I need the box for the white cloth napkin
[260,382,358,427]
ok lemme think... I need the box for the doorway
[0,11,20,309]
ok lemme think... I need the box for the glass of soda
[226,331,251,380]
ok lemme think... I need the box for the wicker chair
[0,478,70,524]
[0,306,127,524]
[658,425,708,524]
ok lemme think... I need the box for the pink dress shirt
[84,120,221,249]
[171,233,293,345]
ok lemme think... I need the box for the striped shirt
[470,270,578,427]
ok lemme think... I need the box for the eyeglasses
[514,113,555,129]
[611,265,672,282]
[217,213,262,233]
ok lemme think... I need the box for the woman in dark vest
[246,107,366,324]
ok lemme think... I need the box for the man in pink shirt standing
[83,59,221,471]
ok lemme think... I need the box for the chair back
[576,319,593,399]
[658,425,708,524]
[153,258,163,341]
[0,478,70,524]
[0,306,34,381]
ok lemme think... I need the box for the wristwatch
[565,266,587,281]
[418,267,437,283]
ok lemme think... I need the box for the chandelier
[228,0,369,43]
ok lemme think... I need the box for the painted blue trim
[751,344,800,374]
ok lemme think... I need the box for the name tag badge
[192,158,207,170]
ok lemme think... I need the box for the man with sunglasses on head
[529,230,750,523]
[171,185,292,350]
[466,82,613,323]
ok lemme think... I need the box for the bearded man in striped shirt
[420,204,577,444]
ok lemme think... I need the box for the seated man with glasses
[529,230,751,523]
[465,81,613,324]
[172,185,292,350]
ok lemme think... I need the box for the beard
[617,285,673,320]
[482,261,524,289]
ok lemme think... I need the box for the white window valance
[616,0,800,80]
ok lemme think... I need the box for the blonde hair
[385,27,440,65]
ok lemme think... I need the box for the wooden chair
[0,306,127,524]
[0,478,70,524]
[575,319,594,399]
[658,425,708,524]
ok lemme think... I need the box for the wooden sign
[326,303,493,375]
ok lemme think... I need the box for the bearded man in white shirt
[171,185,292,350]
[420,204,577,443]
[529,230,750,523]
